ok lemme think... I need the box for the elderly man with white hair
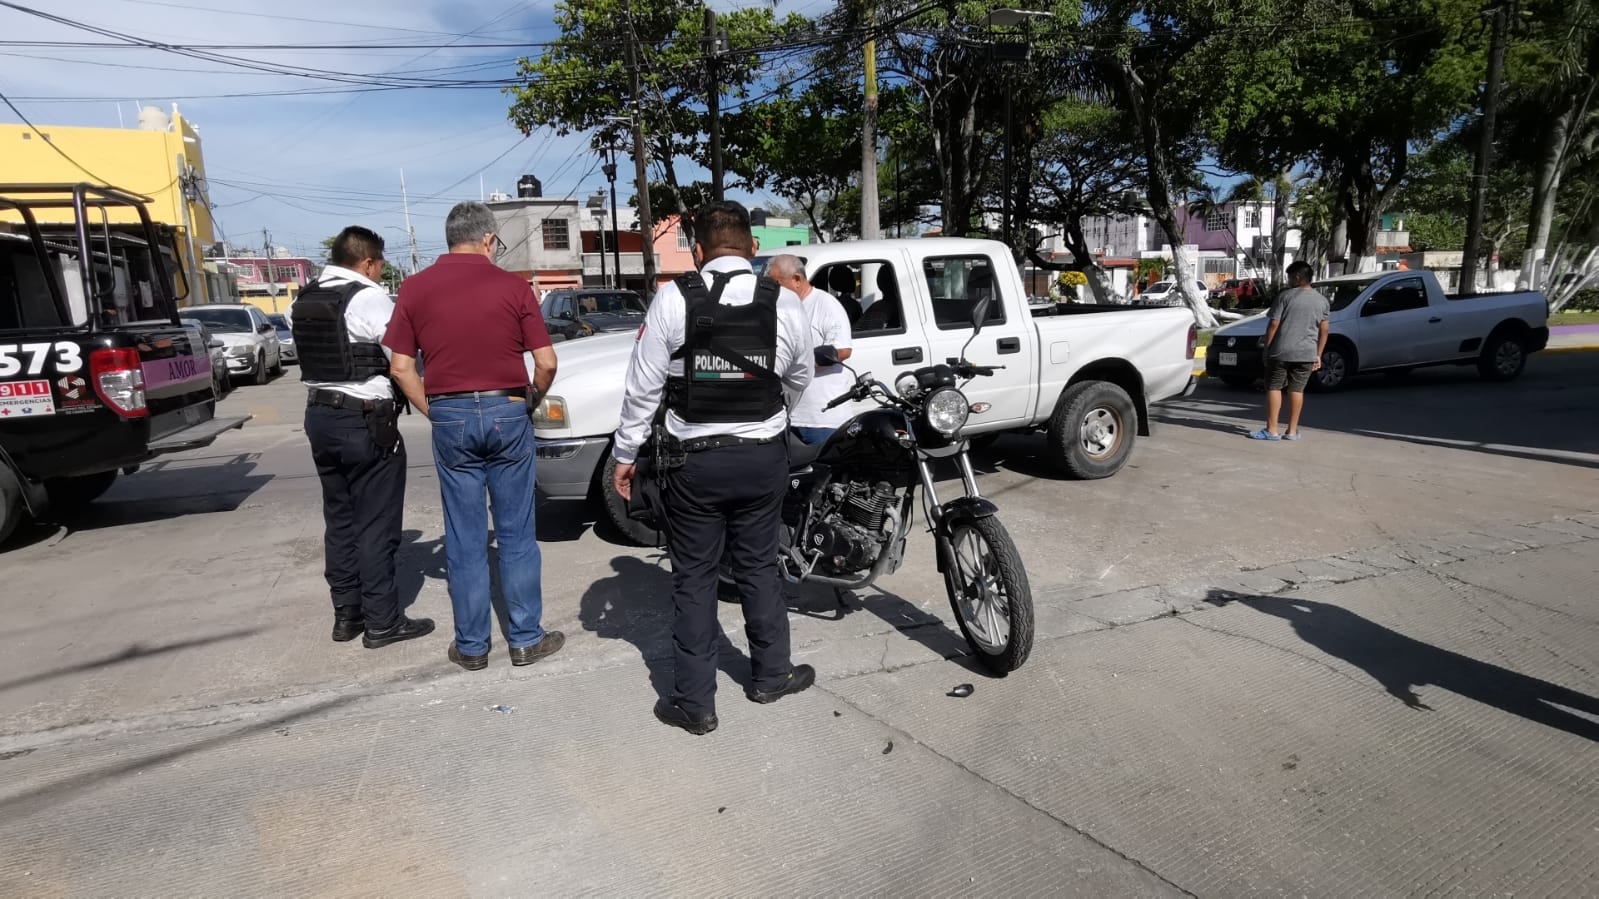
[766,253,854,445]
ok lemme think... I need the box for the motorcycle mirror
[970,296,991,335]
[815,345,841,367]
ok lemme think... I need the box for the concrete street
[2,353,1596,895]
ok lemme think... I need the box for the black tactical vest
[291,280,391,383]
[665,270,783,424]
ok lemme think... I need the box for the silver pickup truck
[1206,269,1550,390]
[529,238,1198,544]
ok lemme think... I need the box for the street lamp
[984,8,1053,252]
[592,207,609,287]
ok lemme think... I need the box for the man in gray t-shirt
[1250,261,1330,441]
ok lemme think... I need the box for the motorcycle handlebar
[824,391,855,411]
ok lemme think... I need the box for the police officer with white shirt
[289,226,434,650]
[611,202,815,736]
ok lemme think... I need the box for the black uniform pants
[304,403,406,631]
[662,440,793,715]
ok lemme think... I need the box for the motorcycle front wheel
[943,516,1034,674]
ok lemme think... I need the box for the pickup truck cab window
[0,237,66,331]
[813,260,904,337]
[1360,278,1427,317]
[924,255,1007,331]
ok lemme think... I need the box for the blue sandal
[1248,429,1282,441]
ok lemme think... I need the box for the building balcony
[582,252,663,277]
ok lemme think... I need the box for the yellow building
[1,105,222,304]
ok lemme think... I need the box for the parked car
[183,304,283,385]
[266,313,296,364]
[1210,277,1269,309]
[530,238,1198,543]
[540,288,649,342]
[1137,279,1209,306]
[1206,269,1550,391]
[2,184,249,545]
[181,318,233,398]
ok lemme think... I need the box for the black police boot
[745,664,816,704]
[362,616,436,649]
[653,699,718,736]
[331,606,365,643]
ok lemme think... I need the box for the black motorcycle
[746,303,1035,673]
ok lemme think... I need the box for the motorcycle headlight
[924,388,969,438]
[532,395,568,428]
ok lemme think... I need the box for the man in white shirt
[767,254,854,444]
[611,202,814,735]
[288,226,433,650]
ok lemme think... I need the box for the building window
[270,265,300,282]
[1202,258,1237,275]
[677,226,691,250]
[1204,209,1229,232]
[1243,207,1261,228]
[542,219,570,251]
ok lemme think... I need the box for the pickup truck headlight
[532,395,568,428]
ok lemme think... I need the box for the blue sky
[0,0,797,264]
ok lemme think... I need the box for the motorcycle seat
[786,430,824,469]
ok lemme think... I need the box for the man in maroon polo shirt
[384,201,565,672]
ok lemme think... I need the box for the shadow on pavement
[1205,589,1599,742]
[579,556,755,702]
[1164,355,1599,469]
[0,694,356,819]
[828,584,987,676]
[0,628,263,694]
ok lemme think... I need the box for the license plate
[1218,352,1238,366]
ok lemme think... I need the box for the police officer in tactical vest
[612,201,816,735]
[289,226,434,649]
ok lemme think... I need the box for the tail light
[90,348,148,418]
[1186,325,1198,360]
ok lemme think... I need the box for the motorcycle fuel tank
[818,408,914,470]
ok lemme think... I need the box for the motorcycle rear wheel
[943,516,1034,674]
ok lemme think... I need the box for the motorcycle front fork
[917,449,983,529]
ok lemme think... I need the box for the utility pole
[860,2,881,240]
[623,0,658,293]
[400,169,421,276]
[705,7,726,201]
[1460,1,1511,293]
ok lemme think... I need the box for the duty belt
[670,434,777,453]
[307,388,378,412]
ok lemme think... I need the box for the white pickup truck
[1206,269,1550,390]
[531,238,1198,542]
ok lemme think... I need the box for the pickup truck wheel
[43,471,117,512]
[253,352,269,386]
[1309,344,1353,392]
[1048,381,1136,480]
[1478,330,1528,382]
[600,455,664,547]
[0,469,24,545]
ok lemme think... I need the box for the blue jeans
[429,396,545,656]
[791,426,833,445]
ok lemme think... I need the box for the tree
[506,0,804,227]
[320,235,403,292]
[1199,0,1488,274]
[1024,96,1146,303]
[1395,136,1528,285]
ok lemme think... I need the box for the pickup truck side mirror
[970,296,992,335]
